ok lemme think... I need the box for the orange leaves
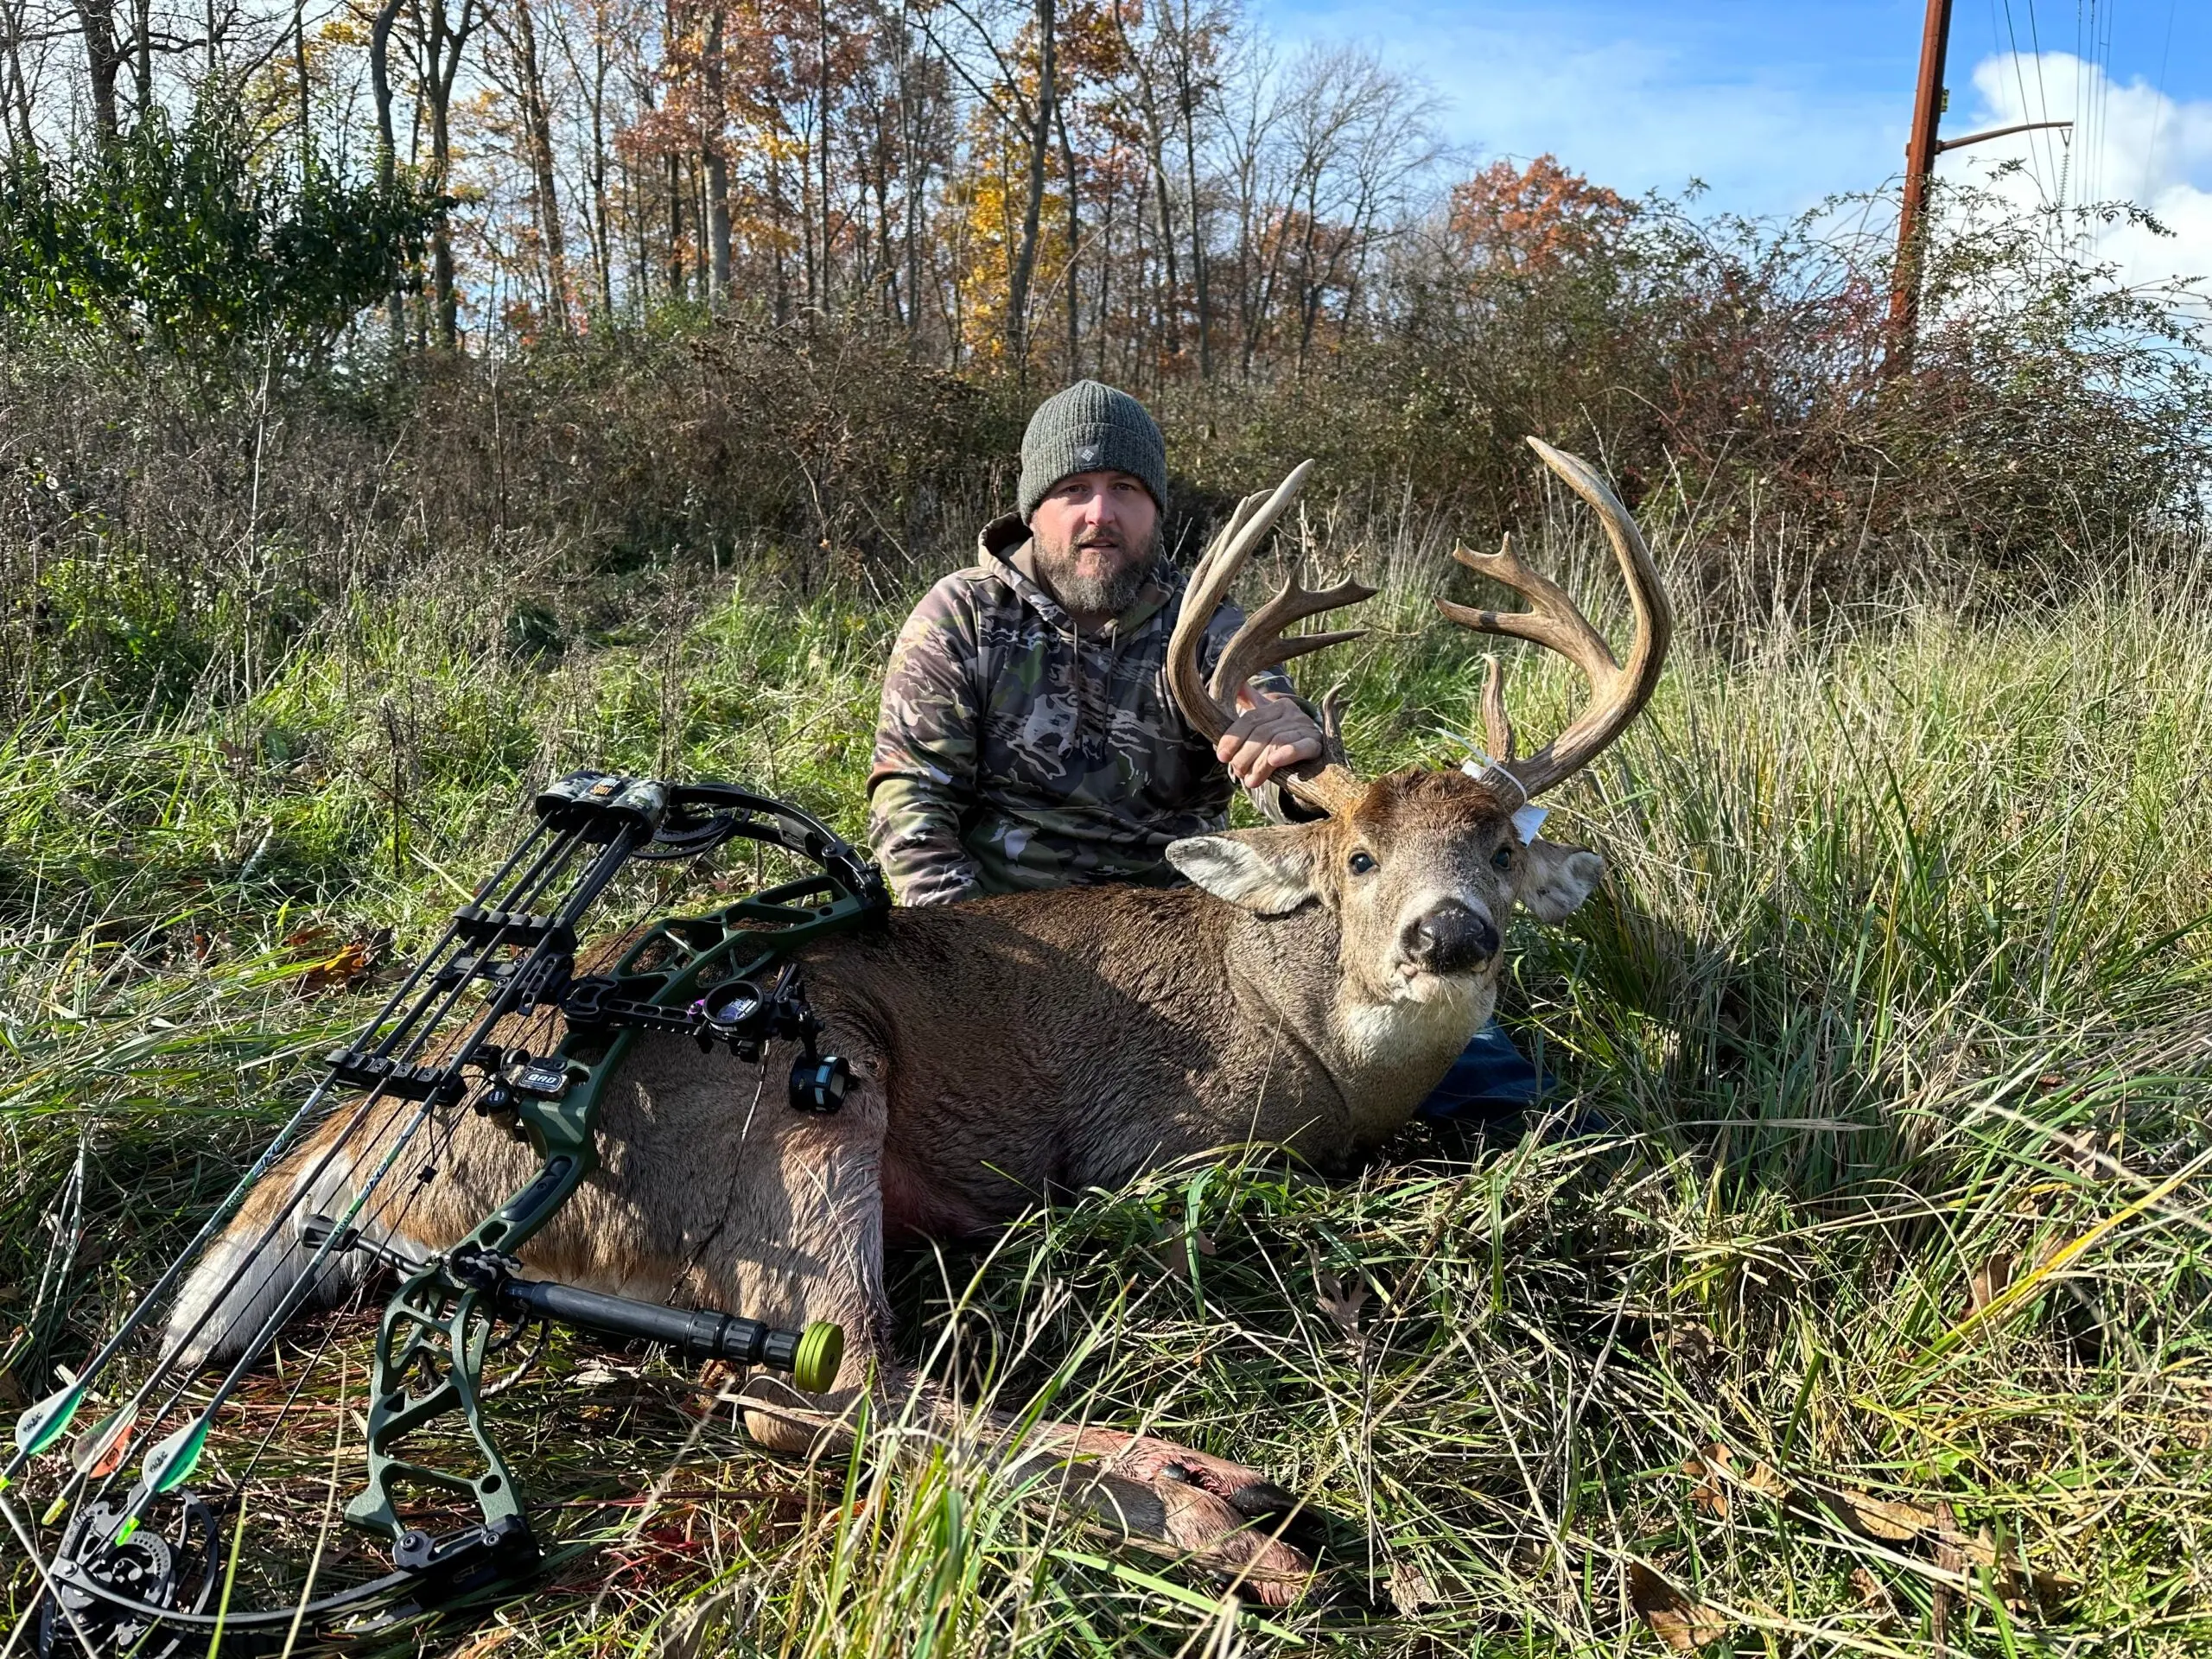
[286,925,387,995]
[1446,154,1637,276]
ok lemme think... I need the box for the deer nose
[1402,901,1499,974]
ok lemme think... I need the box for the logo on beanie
[1077,443,1102,467]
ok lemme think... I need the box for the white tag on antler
[1460,754,1548,844]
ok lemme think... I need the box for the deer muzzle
[1399,899,1501,977]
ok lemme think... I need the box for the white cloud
[1936,53,2212,296]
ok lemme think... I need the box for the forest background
[8,0,2212,1653]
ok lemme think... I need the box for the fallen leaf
[299,936,379,995]
[1315,1269,1367,1343]
[1742,1460,1788,1499]
[1387,1562,1438,1613]
[2056,1129,2103,1176]
[1509,1538,1550,1577]
[1964,1251,2018,1318]
[1665,1325,1719,1367]
[1850,1565,1900,1628]
[1151,1224,1217,1275]
[1680,1446,1731,1519]
[1627,1562,1726,1651]
[1830,1490,1944,1543]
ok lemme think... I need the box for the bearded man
[868,379,1537,1117]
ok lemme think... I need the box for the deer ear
[1166,825,1320,915]
[1518,838,1604,922]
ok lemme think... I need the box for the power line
[2141,0,2177,201]
[1997,1,2050,204]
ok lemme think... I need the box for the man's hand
[1215,690,1324,789]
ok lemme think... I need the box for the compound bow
[3,772,887,1656]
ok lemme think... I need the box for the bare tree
[488,0,572,325]
[415,0,481,346]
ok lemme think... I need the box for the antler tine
[1206,567,1377,708]
[1166,460,1315,747]
[1436,436,1673,800]
[1164,460,1373,817]
[1182,485,1266,609]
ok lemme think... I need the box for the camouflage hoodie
[867,514,1298,906]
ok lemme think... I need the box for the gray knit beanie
[1017,380,1168,518]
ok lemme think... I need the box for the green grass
[3,513,2211,1656]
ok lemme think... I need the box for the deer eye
[1491,845,1515,872]
[1348,850,1376,874]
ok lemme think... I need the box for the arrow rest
[10,773,887,1656]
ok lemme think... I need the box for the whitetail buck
[169,438,1669,1602]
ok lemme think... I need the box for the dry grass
[2,490,2210,1656]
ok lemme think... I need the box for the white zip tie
[1460,750,1548,844]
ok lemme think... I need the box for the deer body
[167,440,1664,1604]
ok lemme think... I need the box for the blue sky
[1249,0,2212,288]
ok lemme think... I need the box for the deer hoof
[1081,1469,1314,1606]
[1098,1437,1295,1518]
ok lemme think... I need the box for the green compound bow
[4,773,887,1656]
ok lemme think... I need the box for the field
[3,462,2212,1657]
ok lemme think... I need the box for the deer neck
[1224,901,1497,1145]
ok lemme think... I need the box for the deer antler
[1438,437,1672,801]
[1166,461,1376,817]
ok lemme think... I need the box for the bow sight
[3,772,888,1656]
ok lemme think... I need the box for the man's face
[1027,470,1160,620]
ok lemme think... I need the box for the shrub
[0,102,441,368]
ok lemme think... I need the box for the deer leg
[634,1036,1315,1601]
[1001,1417,1314,1605]
[725,1368,1316,1605]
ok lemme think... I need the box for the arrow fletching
[71,1406,137,1478]
[141,1418,210,1495]
[14,1382,86,1459]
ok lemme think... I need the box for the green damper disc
[791,1322,844,1393]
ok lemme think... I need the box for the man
[868,379,1538,1115]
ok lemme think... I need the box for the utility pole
[1885,0,2074,372]
[1884,0,1953,372]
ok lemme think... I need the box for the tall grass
[3,494,2210,1655]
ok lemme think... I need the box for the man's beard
[1033,524,1156,619]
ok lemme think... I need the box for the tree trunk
[665,149,684,300]
[73,0,122,146]
[129,0,148,115]
[292,0,310,172]
[423,0,478,350]
[1005,0,1052,374]
[510,0,570,327]
[1178,50,1209,378]
[370,0,404,352]
[815,0,832,308]
[896,12,924,339]
[1056,90,1077,374]
[3,0,35,156]
[702,9,731,302]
